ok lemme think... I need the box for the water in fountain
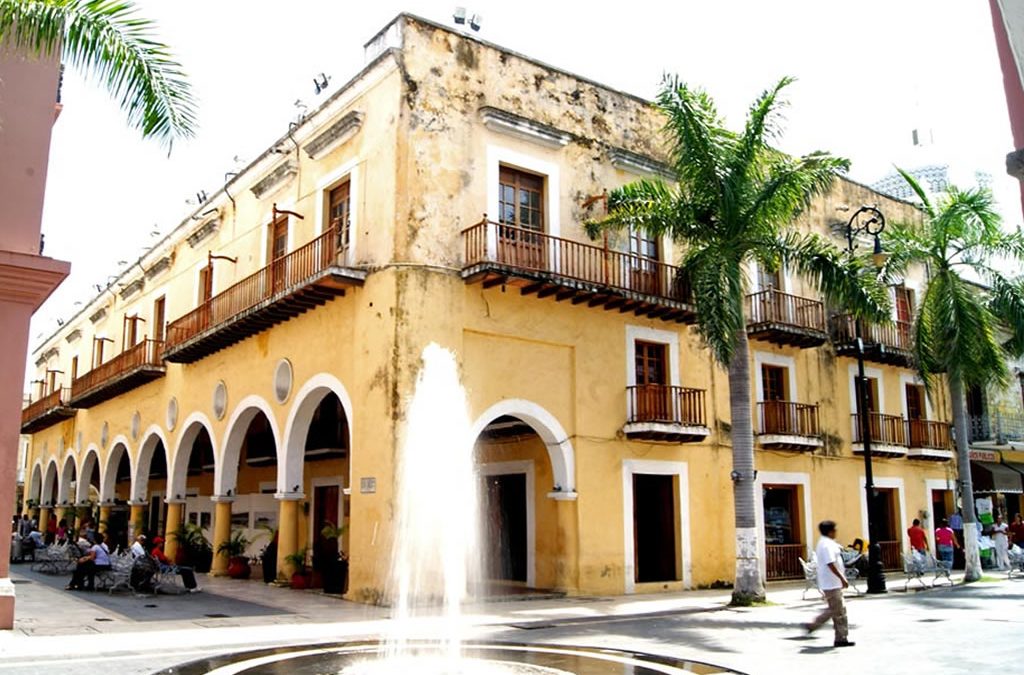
[380,343,481,671]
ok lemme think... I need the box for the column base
[0,578,15,630]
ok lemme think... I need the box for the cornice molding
[478,106,571,149]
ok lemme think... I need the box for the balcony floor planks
[748,322,828,349]
[163,268,363,365]
[69,367,166,409]
[20,406,77,434]
[463,264,696,324]
[833,341,914,368]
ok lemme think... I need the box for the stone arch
[216,395,280,496]
[76,446,102,503]
[42,459,59,506]
[28,462,42,505]
[169,412,217,500]
[469,399,577,495]
[280,373,354,495]
[101,437,132,503]
[57,451,79,505]
[133,425,170,502]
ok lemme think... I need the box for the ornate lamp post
[846,205,889,594]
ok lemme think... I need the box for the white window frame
[621,459,691,593]
[193,260,216,307]
[314,158,361,267]
[486,145,561,262]
[750,260,792,293]
[259,200,297,268]
[625,325,681,421]
[859,476,907,551]
[479,460,536,589]
[849,363,884,437]
[754,471,814,582]
[900,373,933,420]
[924,478,955,557]
[753,351,798,402]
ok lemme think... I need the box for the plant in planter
[172,522,213,573]
[217,529,252,579]
[285,547,311,590]
[318,521,349,595]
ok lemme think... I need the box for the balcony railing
[766,543,806,581]
[69,339,165,408]
[831,314,913,366]
[626,384,706,428]
[757,401,820,438]
[745,289,827,347]
[462,220,695,322]
[164,227,364,363]
[969,409,1024,444]
[852,412,908,450]
[907,419,952,450]
[21,387,75,433]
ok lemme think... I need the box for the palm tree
[0,0,196,147]
[587,76,889,604]
[883,170,1024,582]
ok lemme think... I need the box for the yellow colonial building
[20,14,958,600]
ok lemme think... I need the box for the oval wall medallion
[274,359,293,404]
[100,422,109,448]
[213,381,228,420]
[167,397,179,431]
[131,411,141,441]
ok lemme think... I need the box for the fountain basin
[161,641,744,675]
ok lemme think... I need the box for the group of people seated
[66,530,175,592]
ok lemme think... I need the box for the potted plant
[319,521,349,595]
[217,529,252,579]
[172,522,214,573]
[285,547,311,589]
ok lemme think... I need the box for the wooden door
[761,365,789,434]
[153,296,166,342]
[629,227,661,295]
[329,182,351,260]
[270,217,289,293]
[481,473,527,583]
[635,341,669,421]
[498,167,546,269]
[198,265,212,303]
[313,484,340,573]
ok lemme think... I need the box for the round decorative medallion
[167,397,179,431]
[131,411,141,441]
[100,422,109,448]
[213,381,228,420]
[274,359,293,404]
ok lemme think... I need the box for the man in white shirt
[806,519,854,647]
[130,534,147,559]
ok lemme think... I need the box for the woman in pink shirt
[935,518,959,569]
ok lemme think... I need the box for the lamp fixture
[313,72,330,95]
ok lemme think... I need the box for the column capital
[547,490,578,501]
[97,501,116,508]
[275,491,305,502]
[127,500,148,507]
[164,498,187,505]
[210,495,235,504]
[74,501,92,508]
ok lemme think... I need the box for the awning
[971,461,1024,494]
[1003,462,1024,479]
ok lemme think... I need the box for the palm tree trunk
[950,376,982,582]
[728,327,765,604]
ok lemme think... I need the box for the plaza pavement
[0,565,1020,674]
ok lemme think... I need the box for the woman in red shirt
[1009,513,1024,549]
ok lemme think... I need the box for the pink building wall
[0,45,71,628]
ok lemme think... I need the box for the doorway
[633,473,679,583]
[481,473,527,583]
[763,485,803,580]
[312,484,341,573]
[871,488,900,570]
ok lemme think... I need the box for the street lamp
[846,205,888,594]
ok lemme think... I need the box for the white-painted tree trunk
[950,377,982,582]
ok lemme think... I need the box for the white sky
[29,0,1019,354]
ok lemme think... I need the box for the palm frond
[683,246,746,366]
[584,179,691,240]
[894,167,935,219]
[742,151,849,233]
[988,275,1024,357]
[877,219,930,283]
[1,0,197,148]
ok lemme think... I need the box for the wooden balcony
[745,289,827,348]
[623,384,709,442]
[851,412,908,457]
[163,227,365,363]
[831,314,913,367]
[906,419,954,461]
[69,339,165,408]
[462,221,696,323]
[756,401,823,451]
[21,387,76,433]
[766,543,806,581]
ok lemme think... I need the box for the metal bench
[31,544,77,575]
[801,552,864,599]
[1008,547,1024,579]
[903,551,952,589]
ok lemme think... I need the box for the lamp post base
[867,542,888,594]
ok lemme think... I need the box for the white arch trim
[470,399,577,497]
[280,373,355,496]
[28,462,43,505]
[42,460,59,506]
[100,436,132,503]
[76,446,102,504]
[57,451,80,505]
[170,411,218,499]
[217,395,280,497]
[133,425,170,502]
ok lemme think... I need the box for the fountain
[165,345,742,675]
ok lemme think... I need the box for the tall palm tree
[883,169,1024,582]
[1,0,196,147]
[587,76,889,604]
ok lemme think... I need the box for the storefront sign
[969,449,1000,462]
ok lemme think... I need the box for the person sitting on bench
[66,532,111,591]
